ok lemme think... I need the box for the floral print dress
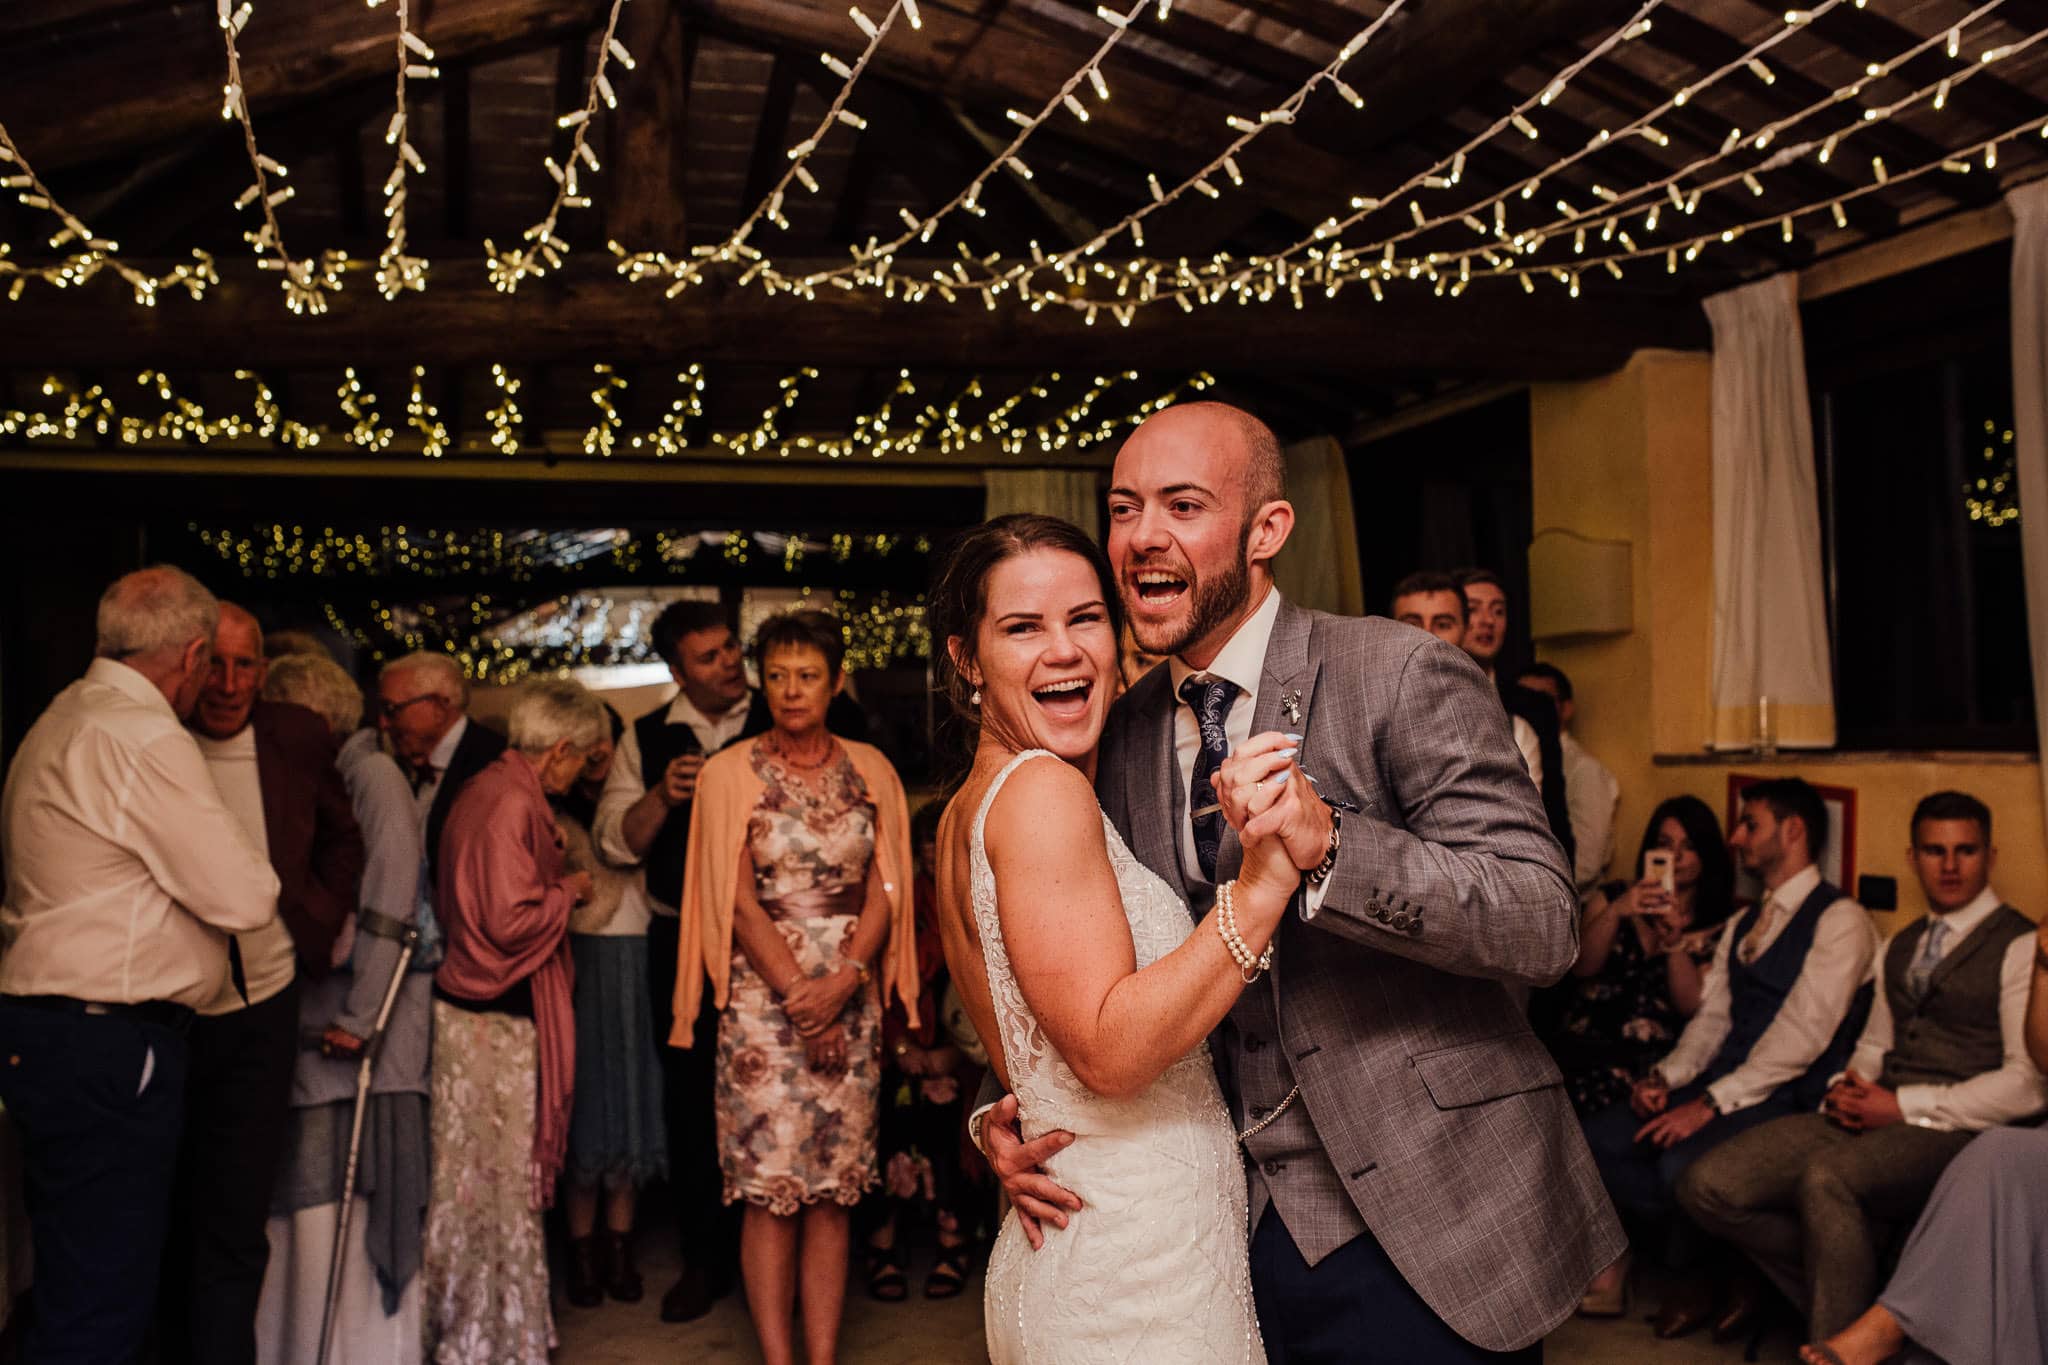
[715,743,882,1214]
[1550,885,1719,1114]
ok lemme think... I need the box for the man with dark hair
[1518,662,1621,897]
[1388,572,1468,641]
[595,597,770,1321]
[1677,790,2045,1342]
[1582,775,1879,1340]
[1445,567,1574,870]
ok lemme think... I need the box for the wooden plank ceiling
[1,0,2044,447]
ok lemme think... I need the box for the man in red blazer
[159,602,365,1365]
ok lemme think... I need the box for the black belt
[4,994,195,1033]
[432,980,533,1020]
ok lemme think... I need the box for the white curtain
[982,468,1101,541]
[2008,181,2048,838]
[1271,435,1365,617]
[1703,272,1837,749]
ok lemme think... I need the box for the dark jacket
[425,717,508,878]
[250,699,366,977]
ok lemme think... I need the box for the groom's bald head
[1119,401,1287,528]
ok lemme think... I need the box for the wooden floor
[556,1232,1806,1363]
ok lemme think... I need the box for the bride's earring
[970,688,982,706]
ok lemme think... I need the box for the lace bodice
[970,750,1263,1365]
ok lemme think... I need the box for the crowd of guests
[0,572,983,1365]
[2,557,2046,1365]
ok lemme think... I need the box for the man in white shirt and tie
[0,567,280,1362]
[1678,790,2047,1341]
[1579,776,1879,1340]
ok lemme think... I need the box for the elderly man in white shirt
[1678,790,2047,1342]
[1579,777,1879,1341]
[0,566,279,1363]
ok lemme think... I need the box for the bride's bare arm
[983,755,1298,1101]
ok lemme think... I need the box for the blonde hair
[263,653,364,737]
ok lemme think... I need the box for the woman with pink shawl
[420,677,607,1364]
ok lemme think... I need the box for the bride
[930,514,1302,1364]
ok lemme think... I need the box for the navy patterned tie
[1180,675,1240,884]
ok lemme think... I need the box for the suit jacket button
[1392,913,1411,930]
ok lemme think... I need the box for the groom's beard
[1129,549,1251,659]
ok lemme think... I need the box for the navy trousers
[1250,1209,1542,1364]
[0,996,189,1364]
[1579,1081,1794,1268]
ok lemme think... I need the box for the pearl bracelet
[1215,880,1274,983]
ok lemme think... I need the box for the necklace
[763,729,835,770]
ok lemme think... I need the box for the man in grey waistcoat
[1679,790,2048,1341]
[979,401,1623,1362]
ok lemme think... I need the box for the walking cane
[316,922,420,1365]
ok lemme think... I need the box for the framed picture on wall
[1726,774,1858,899]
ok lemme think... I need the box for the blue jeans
[1251,1209,1542,1364]
[0,997,189,1363]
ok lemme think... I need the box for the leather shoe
[661,1264,713,1324]
[1650,1278,1719,1340]
[602,1230,644,1304]
[1712,1263,1768,1343]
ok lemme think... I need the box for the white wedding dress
[972,751,1265,1365]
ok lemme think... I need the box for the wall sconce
[1529,527,1633,640]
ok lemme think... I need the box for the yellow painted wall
[1529,351,2047,932]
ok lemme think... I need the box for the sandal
[925,1242,971,1299]
[866,1247,908,1303]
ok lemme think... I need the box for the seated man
[1678,790,2047,1343]
[1579,777,1878,1339]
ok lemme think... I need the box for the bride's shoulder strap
[971,748,1066,842]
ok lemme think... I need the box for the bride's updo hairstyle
[929,513,1124,725]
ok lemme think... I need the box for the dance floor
[556,1230,1806,1363]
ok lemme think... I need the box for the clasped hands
[1821,1070,1903,1133]
[1628,1074,1715,1149]
[1209,732,1333,879]
[782,961,860,1074]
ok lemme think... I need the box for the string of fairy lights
[0,364,1211,460]
[0,0,2043,317]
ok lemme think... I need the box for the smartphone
[1644,849,1676,895]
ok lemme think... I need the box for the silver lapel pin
[1280,688,1303,728]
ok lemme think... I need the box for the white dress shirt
[1511,716,1544,792]
[1654,863,1880,1113]
[1560,733,1620,896]
[193,726,296,1015]
[0,659,280,1009]
[594,688,757,919]
[1842,887,2048,1131]
[410,714,470,832]
[1165,588,1331,916]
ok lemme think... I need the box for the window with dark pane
[1805,242,2031,751]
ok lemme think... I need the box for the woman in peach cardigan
[672,609,915,1365]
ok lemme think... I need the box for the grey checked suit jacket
[1095,598,1625,1353]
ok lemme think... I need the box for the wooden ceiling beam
[0,259,1708,375]
[604,0,694,247]
[1775,2,2048,133]
[6,0,597,174]
[739,55,802,217]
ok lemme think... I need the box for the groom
[980,402,1623,1361]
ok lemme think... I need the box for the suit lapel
[1215,600,1320,885]
[249,705,288,867]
